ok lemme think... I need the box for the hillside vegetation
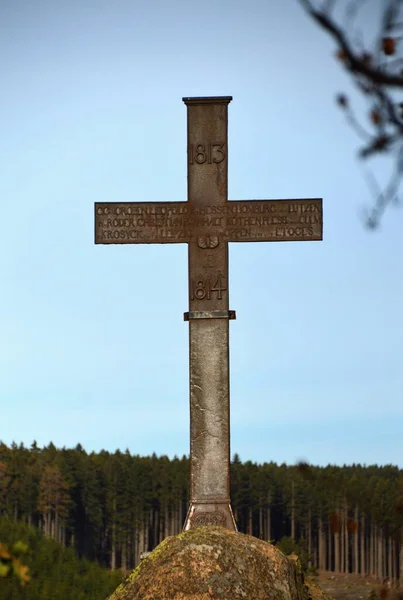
[0,516,122,600]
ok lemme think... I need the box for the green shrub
[276,535,316,574]
[0,517,123,600]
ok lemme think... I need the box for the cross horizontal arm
[225,198,322,242]
[95,202,191,244]
[95,198,323,245]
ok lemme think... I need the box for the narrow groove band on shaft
[184,310,236,321]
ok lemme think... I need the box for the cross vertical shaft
[182,97,237,531]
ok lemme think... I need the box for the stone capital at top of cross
[182,96,233,105]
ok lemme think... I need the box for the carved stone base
[183,500,237,531]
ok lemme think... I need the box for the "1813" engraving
[189,143,226,165]
[190,277,226,300]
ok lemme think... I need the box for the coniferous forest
[1,442,402,585]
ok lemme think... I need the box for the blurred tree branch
[299,0,403,227]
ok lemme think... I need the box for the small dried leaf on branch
[382,37,396,56]
[370,110,382,125]
[374,135,391,151]
[336,48,349,61]
[360,135,391,158]
[336,93,348,107]
[361,53,372,66]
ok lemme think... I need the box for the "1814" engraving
[190,277,226,300]
[189,143,226,165]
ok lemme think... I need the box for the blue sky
[1,0,402,468]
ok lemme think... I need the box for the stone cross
[94,96,323,531]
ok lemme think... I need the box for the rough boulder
[107,526,333,600]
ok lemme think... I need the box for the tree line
[0,442,402,583]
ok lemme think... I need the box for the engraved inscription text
[189,143,226,164]
[95,199,322,245]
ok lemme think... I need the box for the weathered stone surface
[107,526,334,600]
